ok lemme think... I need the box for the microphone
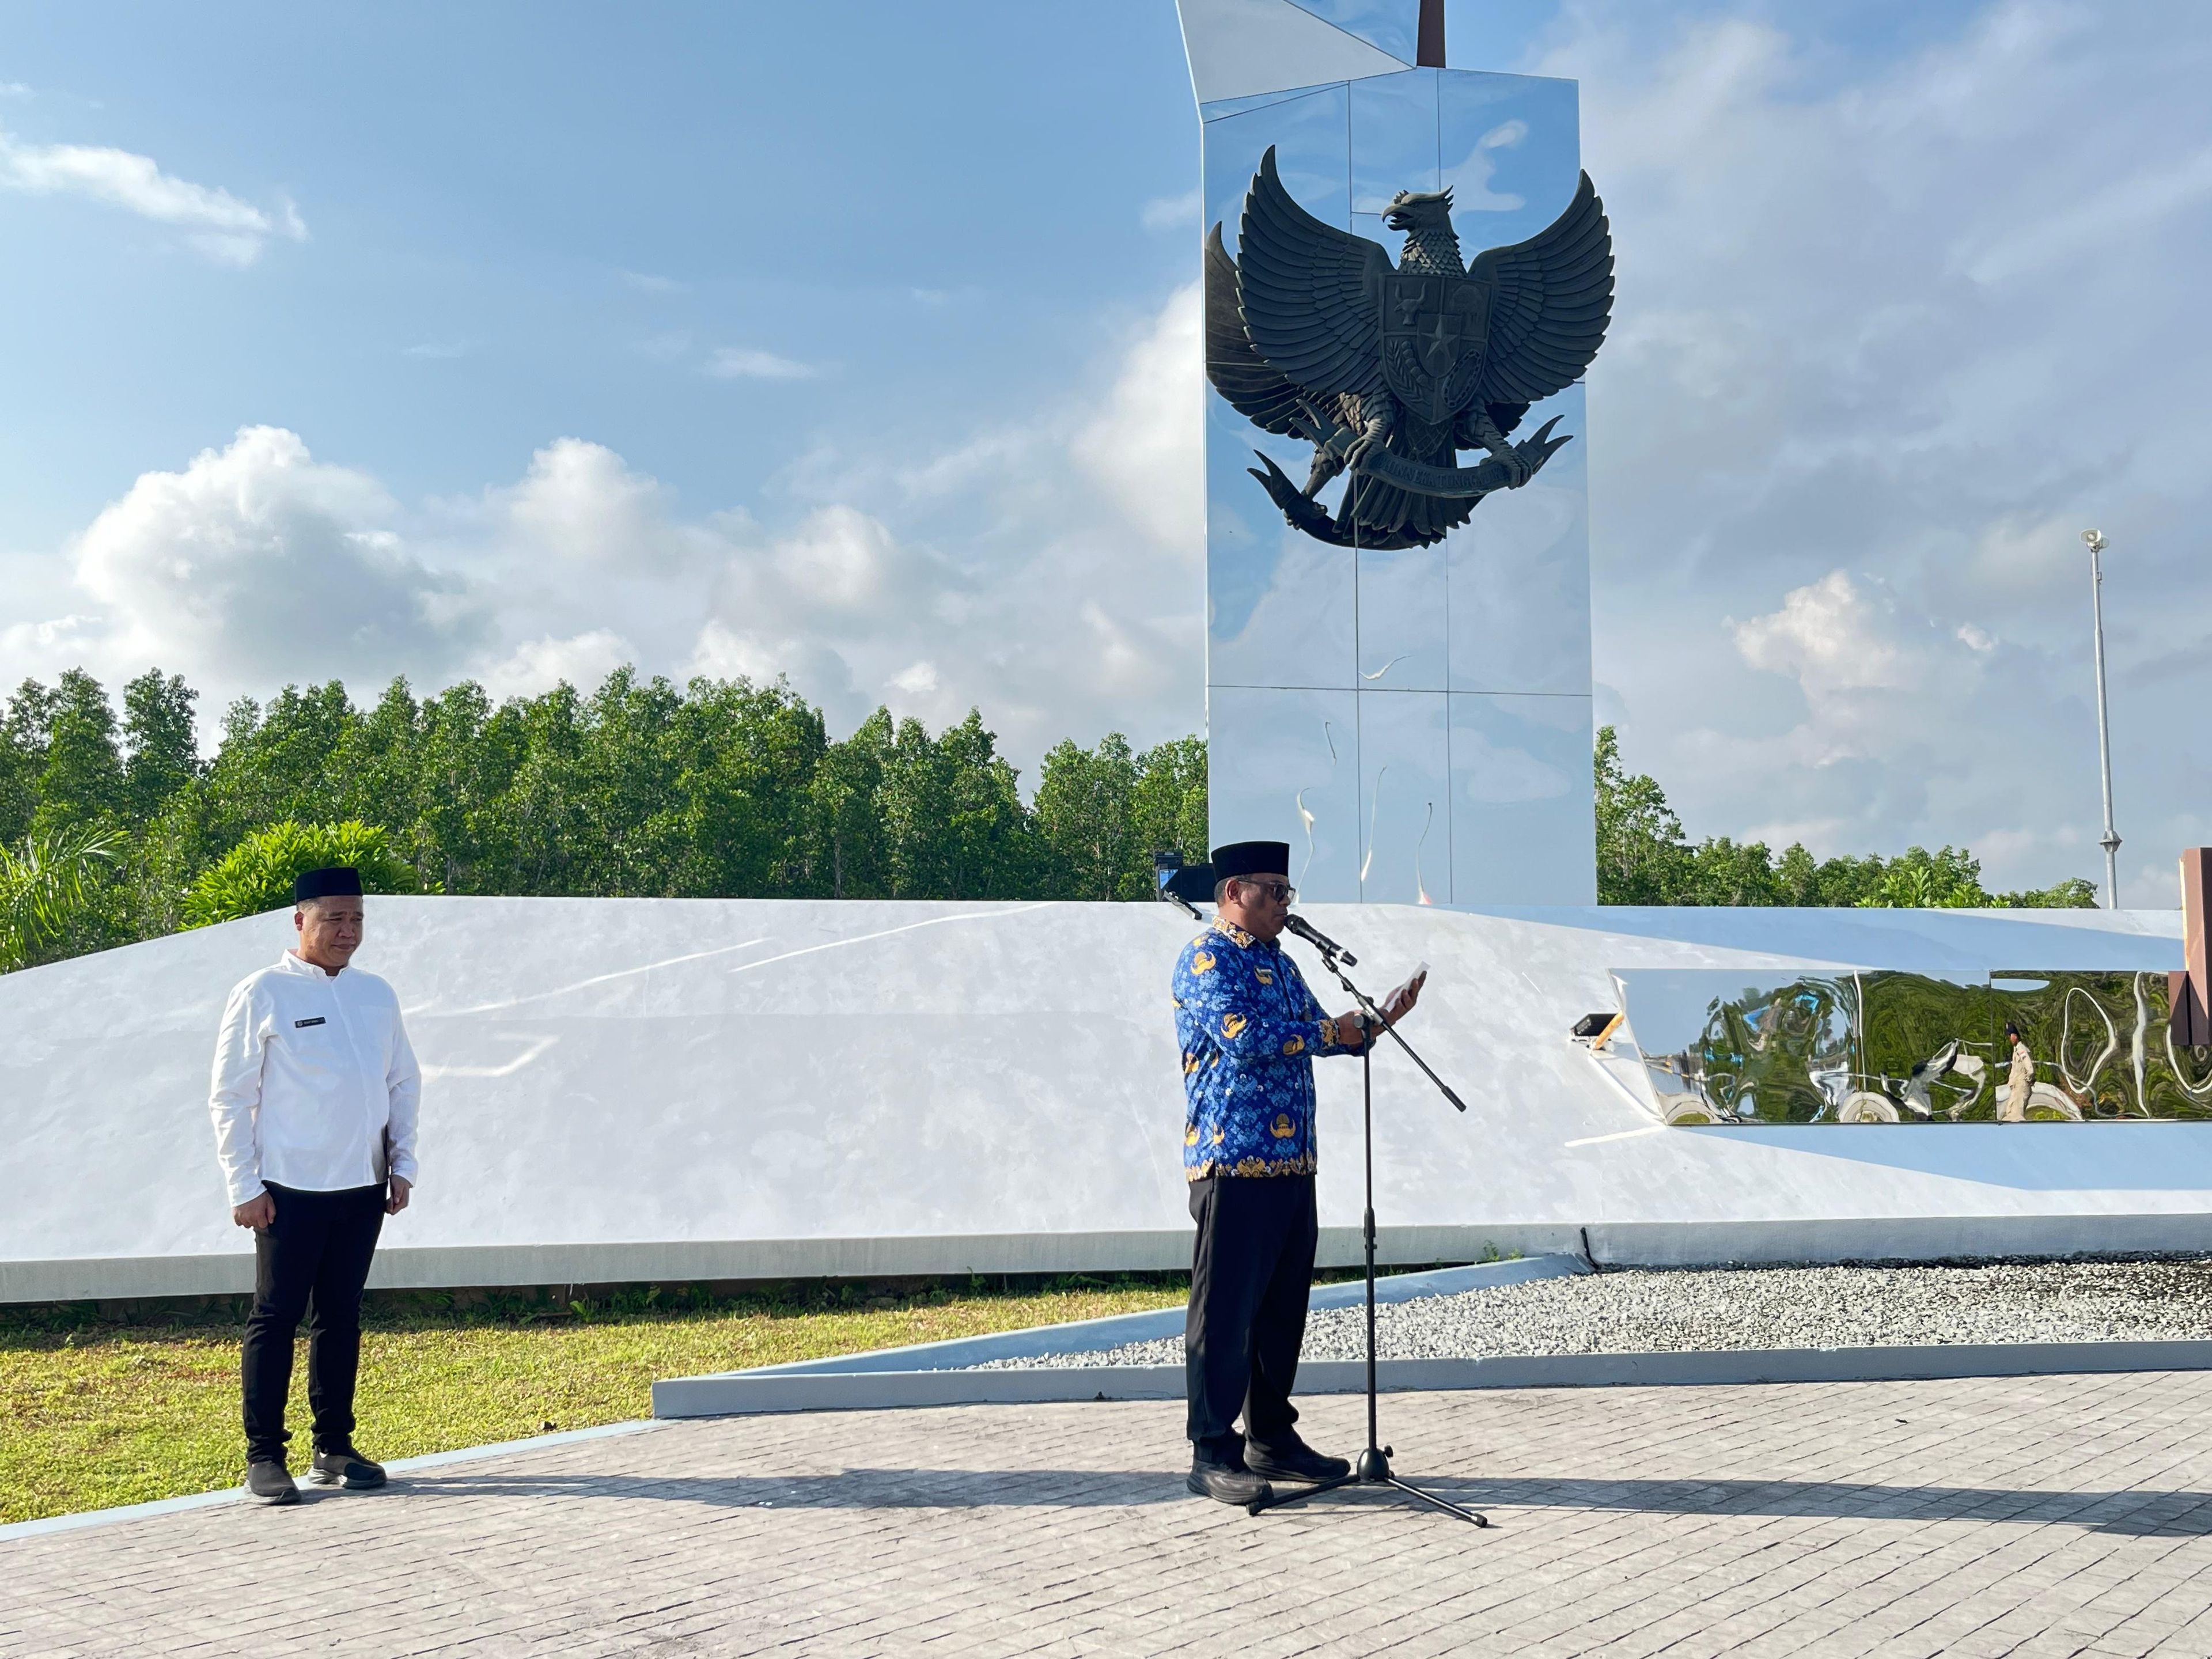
[1283,913,1357,966]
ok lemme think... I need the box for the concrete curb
[0,1419,662,1545]
[736,1255,1590,1378]
[650,1340,2212,1419]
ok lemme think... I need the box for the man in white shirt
[209,865,422,1506]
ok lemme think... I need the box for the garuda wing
[1236,146,1391,397]
[1466,171,1613,406]
[1205,223,1305,435]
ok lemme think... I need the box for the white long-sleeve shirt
[208,950,422,1207]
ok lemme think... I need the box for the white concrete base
[1,897,2197,1303]
[650,1343,2212,1419]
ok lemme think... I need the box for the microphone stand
[1247,925,1487,1528]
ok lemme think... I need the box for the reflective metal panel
[1445,692,1594,905]
[1446,382,1590,694]
[1435,69,1582,249]
[1181,0,1409,108]
[1858,971,1998,1120]
[1201,84,1351,263]
[1207,687,1362,901]
[1984,971,2202,1122]
[1202,86,1338,124]
[1355,690,1450,904]
[2141,971,2212,1116]
[1287,0,1421,65]
[1349,70,1440,217]
[1357,539,1448,690]
[1208,392,1359,689]
[1614,965,2207,1126]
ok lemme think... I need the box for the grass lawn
[0,1276,1188,1527]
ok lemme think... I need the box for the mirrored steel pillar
[1177,0,1599,905]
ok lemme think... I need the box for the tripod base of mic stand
[1247,1444,1488,1526]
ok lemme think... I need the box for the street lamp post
[2082,529,2121,909]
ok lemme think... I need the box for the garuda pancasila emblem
[1207,146,1613,550]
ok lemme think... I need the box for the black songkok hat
[294,865,364,904]
[1210,840,1292,881]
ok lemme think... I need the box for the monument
[1181,0,1607,904]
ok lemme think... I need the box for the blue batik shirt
[1173,919,1359,1180]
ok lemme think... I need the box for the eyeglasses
[1232,880,1297,904]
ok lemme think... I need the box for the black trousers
[1185,1174,1317,1464]
[242,1182,386,1464]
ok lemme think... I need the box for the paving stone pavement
[7,1369,2212,1658]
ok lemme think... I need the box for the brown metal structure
[1418,0,1445,67]
[2171,849,2212,1047]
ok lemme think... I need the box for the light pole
[2082,529,2120,908]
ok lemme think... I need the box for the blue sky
[2,1,2208,903]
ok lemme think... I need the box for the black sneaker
[308,1446,387,1490]
[245,1461,298,1505]
[1245,1436,1352,1483]
[1187,1460,1273,1506]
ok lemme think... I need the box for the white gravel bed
[972,1260,2212,1368]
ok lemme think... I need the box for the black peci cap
[1210,840,1291,881]
[294,866,365,904]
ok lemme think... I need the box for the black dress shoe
[308,1446,387,1490]
[1187,1461,1274,1506]
[245,1461,299,1505]
[1245,1438,1352,1483]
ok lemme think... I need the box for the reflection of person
[209,867,421,1506]
[1171,839,1423,1506]
[2001,1022,2034,1123]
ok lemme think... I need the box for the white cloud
[10,273,1210,790]
[67,426,473,688]
[1437,120,1528,214]
[620,270,684,295]
[1525,0,2212,901]
[403,342,467,360]
[704,347,817,380]
[479,629,636,700]
[1069,282,1203,550]
[0,128,305,265]
[1730,571,1914,696]
[1141,185,1201,232]
[498,438,676,569]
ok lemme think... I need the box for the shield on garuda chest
[1379,272,1490,427]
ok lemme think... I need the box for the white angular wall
[2,895,2206,1302]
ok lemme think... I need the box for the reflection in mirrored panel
[1208,687,1361,901]
[1612,966,2208,1126]
[1447,383,1590,695]
[1208,398,1359,690]
[1181,0,1410,108]
[1202,85,1340,124]
[1350,70,1440,215]
[1287,0,1421,65]
[1357,539,1448,689]
[1201,83,1351,262]
[1446,692,1593,904]
[1355,690,1450,904]
[1858,972,2000,1121]
[1436,70,1582,251]
[1988,972,2168,1122]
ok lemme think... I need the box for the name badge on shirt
[294,1017,327,1028]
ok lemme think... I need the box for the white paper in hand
[1384,961,1429,1018]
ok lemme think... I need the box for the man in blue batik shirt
[1173,839,1423,1506]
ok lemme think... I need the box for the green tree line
[0,670,2093,972]
[0,666,1207,971]
[1593,725,2096,908]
